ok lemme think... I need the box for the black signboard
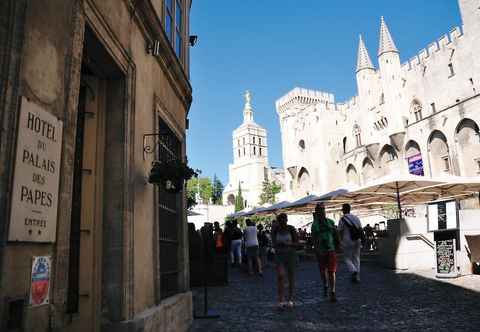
[436,239,455,274]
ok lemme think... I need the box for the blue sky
[187,1,462,184]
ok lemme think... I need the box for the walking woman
[311,203,339,302]
[272,213,299,308]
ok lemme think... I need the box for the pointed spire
[243,90,254,123]
[356,35,374,73]
[378,16,398,57]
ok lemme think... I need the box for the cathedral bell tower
[223,91,270,208]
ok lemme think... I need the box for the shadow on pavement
[190,258,480,332]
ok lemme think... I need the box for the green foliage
[235,184,244,212]
[187,177,213,204]
[259,179,282,205]
[211,174,224,205]
[148,159,198,193]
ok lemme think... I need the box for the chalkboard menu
[436,239,455,275]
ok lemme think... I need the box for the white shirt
[338,213,362,247]
[244,226,259,247]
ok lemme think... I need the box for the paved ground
[191,254,480,331]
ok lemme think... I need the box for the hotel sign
[8,98,63,242]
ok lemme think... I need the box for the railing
[406,233,435,249]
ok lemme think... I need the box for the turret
[355,35,376,102]
[377,17,403,132]
[378,17,401,77]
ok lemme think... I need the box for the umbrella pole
[396,181,403,220]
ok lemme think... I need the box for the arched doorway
[362,158,375,183]
[379,144,398,175]
[455,118,480,176]
[227,194,235,205]
[297,167,311,195]
[428,130,450,176]
[405,140,424,176]
[346,164,360,186]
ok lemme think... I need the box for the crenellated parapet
[401,26,464,72]
[275,87,335,114]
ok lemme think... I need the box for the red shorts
[317,251,337,273]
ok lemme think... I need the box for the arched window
[253,137,256,144]
[259,148,262,156]
[253,146,256,155]
[353,125,361,147]
[411,100,423,122]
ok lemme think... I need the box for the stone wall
[0,0,193,331]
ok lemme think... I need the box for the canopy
[226,176,480,220]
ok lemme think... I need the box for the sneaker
[330,292,337,303]
[287,301,294,308]
[277,301,287,309]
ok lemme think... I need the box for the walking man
[311,203,339,302]
[338,203,363,283]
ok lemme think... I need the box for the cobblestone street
[191,255,480,331]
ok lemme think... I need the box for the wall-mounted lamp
[147,40,161,56]
[189,35,198,47]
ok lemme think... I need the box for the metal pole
[396,181,403,220]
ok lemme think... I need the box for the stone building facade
[223,91,280,209]
[276,0,480,200]
[0,0,193,331]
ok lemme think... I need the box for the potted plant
[148,158,197,193]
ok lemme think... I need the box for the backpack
[343,216,365,242]
[231,227,243,240]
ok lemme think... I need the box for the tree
[186,177,213,204]
[235,183,244,212]
[211,174,224,205]
[259,179,282,205]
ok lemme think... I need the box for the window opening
[431,102,436,113]
[165,0,173,42]
[156,116,182,299]
[442,155,450,172]
[175,0,183,58]
[448,63,455,77]
[413,102,423,121]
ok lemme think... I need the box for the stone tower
[223,91,270,208]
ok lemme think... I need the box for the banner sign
[408,153,424,176]
[30,256,51,306]
[8,98,63,242]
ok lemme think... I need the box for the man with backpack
[338,203,364,283]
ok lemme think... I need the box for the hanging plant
[148,159,198,193]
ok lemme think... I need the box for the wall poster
[8,97,63,242]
